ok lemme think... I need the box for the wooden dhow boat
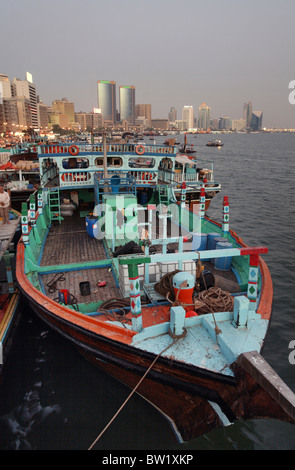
[15,137,295,443]
[0,209,22,376]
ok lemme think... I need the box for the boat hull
[16,246,293,443]
[15,286,295,442]
[0,291,22,378]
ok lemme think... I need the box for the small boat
[178,133,196,154]
[0,208,22,376]
[206,139,224,147]
[15,136,295,443]
[164,138,180,146]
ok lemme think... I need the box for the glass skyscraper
[97,80,116,125]
[119,86,135,125]
[198,103,211,130]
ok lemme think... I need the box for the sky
[1,0,295,128]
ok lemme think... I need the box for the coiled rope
[154,270,234,314]
[197,287,234,314]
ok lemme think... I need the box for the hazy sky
[2,0,295,128]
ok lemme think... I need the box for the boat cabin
[37,141,220,210]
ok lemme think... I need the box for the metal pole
[103,131,108,192]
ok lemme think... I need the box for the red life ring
[136,145,145,155]
[61,173,75,182]
[69,145,79,156]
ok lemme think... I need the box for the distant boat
[178,133,196,154]
[206,139,224,147]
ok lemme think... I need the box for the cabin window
[95,157,123,167]
[62,157,89,169]
[159,157,173,170]
[95,158,104,167]
[109,157,123,167]
[128,157,155,168]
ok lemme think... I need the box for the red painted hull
[16,233,294,443]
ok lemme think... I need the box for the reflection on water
[0,390,63,450]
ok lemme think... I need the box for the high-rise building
[37,100,49,129]
[168,106,177,122]
[97,80,116,126]
[182,105,194,129]
[243,101,253,129]
[231,119,246,131]
[198,103,211,130]
[75,110,102,131]
[250,111,263,131]
[0,74,12,100]
[219,116,231,130]
[11,73,38,128]
[52,98,75,127]
[119,86,135,125]
[0,74,16,132]
[135,104,151,128]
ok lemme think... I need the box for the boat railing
[118,245,268,332]
[39,143,176,156]
[94,173,137,197]
[57,168,159,188]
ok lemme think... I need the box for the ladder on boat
[157,185,171,215]
[48,188,63,224]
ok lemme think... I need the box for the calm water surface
[0,133,295,450]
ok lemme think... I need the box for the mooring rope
[88,332,186,450]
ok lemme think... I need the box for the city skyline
[0,71,264,132]
[1,0,294,129]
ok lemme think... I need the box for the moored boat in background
[0,209,22,377]
[206,139,224,147]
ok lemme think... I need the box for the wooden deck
[0,216,20,258]
[39,213,122,306]
[40,213,107,266]
[38,210,240,317]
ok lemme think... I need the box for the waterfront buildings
[243,101,253,128]
[151,119,169,130]
[0,74,18,132]
[219,116,231,131]
[11,73,38,128]
[75,110,103,131]
[198,103,211,130]
[37,101,49,129]
[243,102,263,130]
[97,80,116,127]
[0,70,265,134]
[119,86,135,126]
[168,106,177,123]
[250,111,263,131]
[135,104,152,129]
[52,98,75,128]
[182,106,194,130]
[0,72,39,132]
[231,119,246,131]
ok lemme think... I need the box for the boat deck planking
[0,217,20,257]
[40,267,122,306]
[40,213,108,266]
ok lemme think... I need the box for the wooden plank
[0,218,20,259]
[236,351,295,422]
